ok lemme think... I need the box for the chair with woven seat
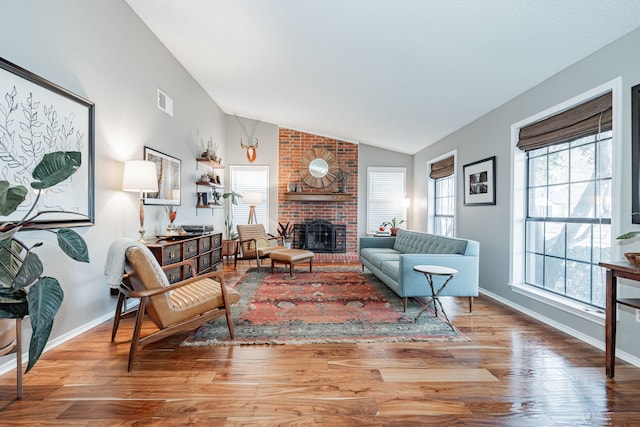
[111,245,240,371]
[234,224,286,270]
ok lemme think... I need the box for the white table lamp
[123,160,158,243]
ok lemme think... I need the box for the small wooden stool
[270,249,314,277]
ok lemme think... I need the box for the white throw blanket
[104,238,148,288]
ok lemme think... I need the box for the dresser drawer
[211,233,222,248]
[198,253,212,273]
[211,248,222,265]
[165,266,182,284]
[199,236,211,253]
[184,240,198,259]
[162,244,182,265]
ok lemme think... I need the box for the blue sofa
[359,229,479,311]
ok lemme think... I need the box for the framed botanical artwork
[143,146,181,206]
[0,57,95,228]
[463,156,496,206]
[632,83,640,223]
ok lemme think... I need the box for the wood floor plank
[0,260,639,425]
[379,368,499,382]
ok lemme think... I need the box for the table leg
[414,273,456,331]
[605,269,616,378]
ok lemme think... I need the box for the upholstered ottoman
[270,249,314,277]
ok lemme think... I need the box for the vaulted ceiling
[125,0,640,154]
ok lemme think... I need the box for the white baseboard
[0,311,114,376]
[480,288,640,370]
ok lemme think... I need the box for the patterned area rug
[182,267,468,346]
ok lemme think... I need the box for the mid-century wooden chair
[111,246,240,371]
[234,224,286,270]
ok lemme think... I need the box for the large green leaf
[26,277,63,373]
[13,251,43,290]
[31,151,81,190]
[0,238,22,287]
[0,181,28,216]
[617,231,640,240]
[56,228,90,263]
[0,288,28,318]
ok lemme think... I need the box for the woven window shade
[517,92,612,152]
[430,155,454,179]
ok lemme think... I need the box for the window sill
[509,282,605,326]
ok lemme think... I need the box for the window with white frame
[229,165,269,227]
[430,155,455,237]
[367,167,406,234]
[517,92,612,309]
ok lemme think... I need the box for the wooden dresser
[145,233,222,283]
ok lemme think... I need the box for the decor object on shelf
[242,192,263,224]
[463,156,496,206]
[143,146,181,206]
[200,138,220,162]
[382,218,405,235]
[122,160,158,243]
[300,147,338,188]
[240,138,259,163]
[334,170,349,193]
[0,151,90,398]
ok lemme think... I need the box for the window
[229,165,269,226]
[430,155,455,237]
[367,167,406,234]
[518,92,612,309]
[434,175,455,237]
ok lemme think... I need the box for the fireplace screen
[293,219,346,253]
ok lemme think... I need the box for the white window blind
[229,165,269,227]
[367,167,406,234]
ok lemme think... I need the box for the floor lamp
[242,191,263,224]
[122,160,158,243]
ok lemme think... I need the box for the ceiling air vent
[157,88,173,117]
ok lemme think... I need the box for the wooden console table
[145,233,222,283]
[599,261,640,378]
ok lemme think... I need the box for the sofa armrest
[359,236,395,251]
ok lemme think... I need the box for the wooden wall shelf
[284,192,352,202]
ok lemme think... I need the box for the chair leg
[469,296,474,313]
[309,258,313,273]
[403,297,408,312]
[127,297,147,372]
[111,291,125,341]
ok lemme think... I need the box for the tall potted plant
[222,191,242,258]
[0,151,89,375]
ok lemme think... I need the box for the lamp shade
[242,191,263,205]
[122,160,158,193]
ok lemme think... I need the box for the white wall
[358,144,413,237]
[0,0,226,367]
[414,27,640,363]
[224,116,280,232]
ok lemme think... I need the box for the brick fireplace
[278,128,358,253]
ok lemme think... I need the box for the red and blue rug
[182,267,468,346]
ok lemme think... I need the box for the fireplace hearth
[293,219,346,253]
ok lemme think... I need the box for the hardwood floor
[1,259,640,425]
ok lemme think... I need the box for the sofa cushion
[379,260,400,282]
[393,229,467,255]
[360,247,400,270]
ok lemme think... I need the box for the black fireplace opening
[293,219,346,253]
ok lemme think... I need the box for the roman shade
[430,155,455,179]
[517,92,612,152]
